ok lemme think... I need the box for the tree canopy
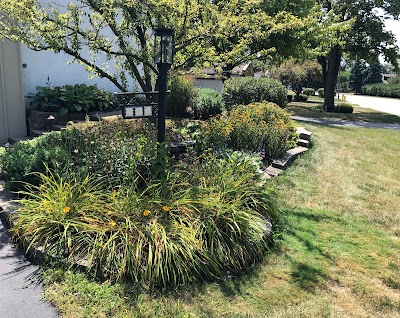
[314,0,400,110]
[0,0,312,92]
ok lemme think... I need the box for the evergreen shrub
[334,103,354,113]
[192,88,224,119]
[361,84,400,98]
[317,88,324,98]
[222,77,287,109]
[166,76,196,117]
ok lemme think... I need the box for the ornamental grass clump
[196,102,296,161]
[11,152,278,290]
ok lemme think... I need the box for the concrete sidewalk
[0,182,58,318]
[340,94,400,116]
[292,116,400,130]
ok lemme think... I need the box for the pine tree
[364,64,383,84]
[349,60,365,94]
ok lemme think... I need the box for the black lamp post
[154,27,174,143]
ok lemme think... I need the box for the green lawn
[287,96,400,125]
[42,124,400,318]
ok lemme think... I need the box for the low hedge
[222,77,287,109]
[361,83,400,98]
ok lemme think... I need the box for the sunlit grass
[287,98,400,124]
[43,124,400,318]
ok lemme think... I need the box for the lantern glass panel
[135,106,144,117]
[144,105,153,117]
[125,106,134,118]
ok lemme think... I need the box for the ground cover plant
[196,101,296,161]
[28,84,116,115]
[41,123,400,318]
[0,119,158,191]
[1,112,286,292]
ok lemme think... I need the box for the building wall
[0,40,26,143]
[20,46,122,96]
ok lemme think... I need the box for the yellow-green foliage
[196,102,296,160]
[12,152,278,290]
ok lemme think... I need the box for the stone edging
[0,126,312,265]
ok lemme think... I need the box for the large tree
[315,1,400,111]
[0,0,312,92]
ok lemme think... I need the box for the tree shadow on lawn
[198,208,342,298]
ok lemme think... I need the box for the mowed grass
[287,96,400,124]
[43,124,400,318]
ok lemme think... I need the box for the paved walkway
[292,116,400,130]
[0,182,58,318]
[340,94,400,116]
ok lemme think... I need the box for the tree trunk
[324,45,342,112]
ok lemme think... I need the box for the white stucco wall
[20,0,139,100]
[21,47,122,96]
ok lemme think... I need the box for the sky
[385,19,400,47]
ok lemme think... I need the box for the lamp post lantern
[154,27,174,143]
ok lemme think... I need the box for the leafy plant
[0,120,158,191]
[302,88,315,96]
[192,88,224,119]
[11,152,279,290]
[361,83,400,98]
[317,88,324,98]
[196,102,296,161]
[28,84,116,116]
[222,77,287,109]
[166,76,196,118]
[294,94,308,102]
[334,102,354,113]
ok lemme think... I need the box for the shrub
[388,76,400,85]
[294,94,308,102]
[361,83,400,98]
[317,88,324,98]
[302,88,315,96]
[222,77,287,109]
[28,84,116,116]
[166,76,195,118]
[334,103,354,113]
[1,120,158,191]
[192,88,224,119]
[11,152,278,290]
[287,94,293,102]
[196,102,296,161]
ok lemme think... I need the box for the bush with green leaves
[222,77,287,109]
[196,102,296,161]
[334,103,354,113]
[388,76,400,84]
[28,84,116,116]
[361,83,400,98]
[11,151,278,290]
[192,88,224,119]
[317,88,324,98]
[166,76,196,118]
[302,88,315,96]
[0,120,158,191]
[294,94,308,102]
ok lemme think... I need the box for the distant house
[382,73,397,83]
[193,63,255,92]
